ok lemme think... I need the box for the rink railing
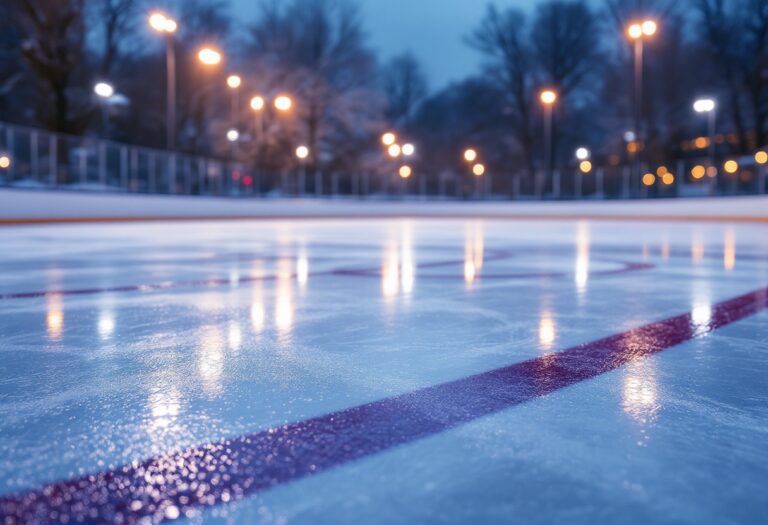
[0,121,766,200]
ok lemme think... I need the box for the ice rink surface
[1,218,767,524]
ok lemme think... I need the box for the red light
[243,175,253,186]
[232,170,241,181]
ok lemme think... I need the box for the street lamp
[148,11,178,150]
[626,19,658,186]
[94,82,114,137]
[472,163,486,177]
[226,74,242,128]
[539,88,558,183]
[198,47,222,66]
[296,145,310,194]
[382,132,397,146]
[575,147,590,160]
[693,98,717,169]
[387,144,401,158]
[399,165,412,179]
[463,148,477,163]
[226,129,239,142]
[402,143,415,156]
[274,95,293,112]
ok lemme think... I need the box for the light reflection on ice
[46,295,63,342]
[538,311,556,351]
[463,222,484,287]
[724,227,736,271]
[574,221,590,293]
[197,326,225,396]
[622,359,660,433]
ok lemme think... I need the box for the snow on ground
[1,188,767,223]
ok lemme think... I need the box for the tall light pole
[226,74,242,128]
[296,145,309,195]
[93,82,115,138]
[626,19,657,187]
[693,98,717,168]
[539,88,558,194]
[148,12,178,150]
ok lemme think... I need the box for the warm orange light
[642,20,657,36]
[694,137,710,149]
[274,95,293,111]
[399,165,412,179]
[149,12,177,33]
[464,148,477,163]
[724,160,739,174]
[627,23,643,40]
[627,142,638,154]
[656,165,668,176]
[388,144,401,158]
[226,75,242,89]
[0,155,10,169]
[539,89,557,105]
[381,132,396,146]
[198,47,222,66]
[691,165,706,179]
[755,151,768,165]
[250,95,265,111]
[706,166,718,178]
[579,160,593,173]
[662,173,675,185]
[642,173,656,186]
[472,163,486,177]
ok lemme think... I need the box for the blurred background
[0,0,766,200]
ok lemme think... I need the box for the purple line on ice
[1,287,766,524]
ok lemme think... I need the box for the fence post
[622,166,630,199]
[596,168,604,199]
[120,147,128,190]
[30,130,39,181]
[99,142,107,187]
[49,135,57,187]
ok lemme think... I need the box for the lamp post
[93,82,115,138]
[693,98,717,168]
[296,145,309,195]
[626,19,657,189]
[539,88,558,196]
[148,12,178,150]
[226,75,242,128]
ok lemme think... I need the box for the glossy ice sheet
[0,219,767,524]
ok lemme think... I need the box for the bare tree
[92,0,141,75]
[531,1,602,98]
[695,0,768,152]
[382,52,428,126]
[12,0,90,133]
[468,5,536,179]
[248,0,383,177]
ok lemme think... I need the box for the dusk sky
[231,0,530,90]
